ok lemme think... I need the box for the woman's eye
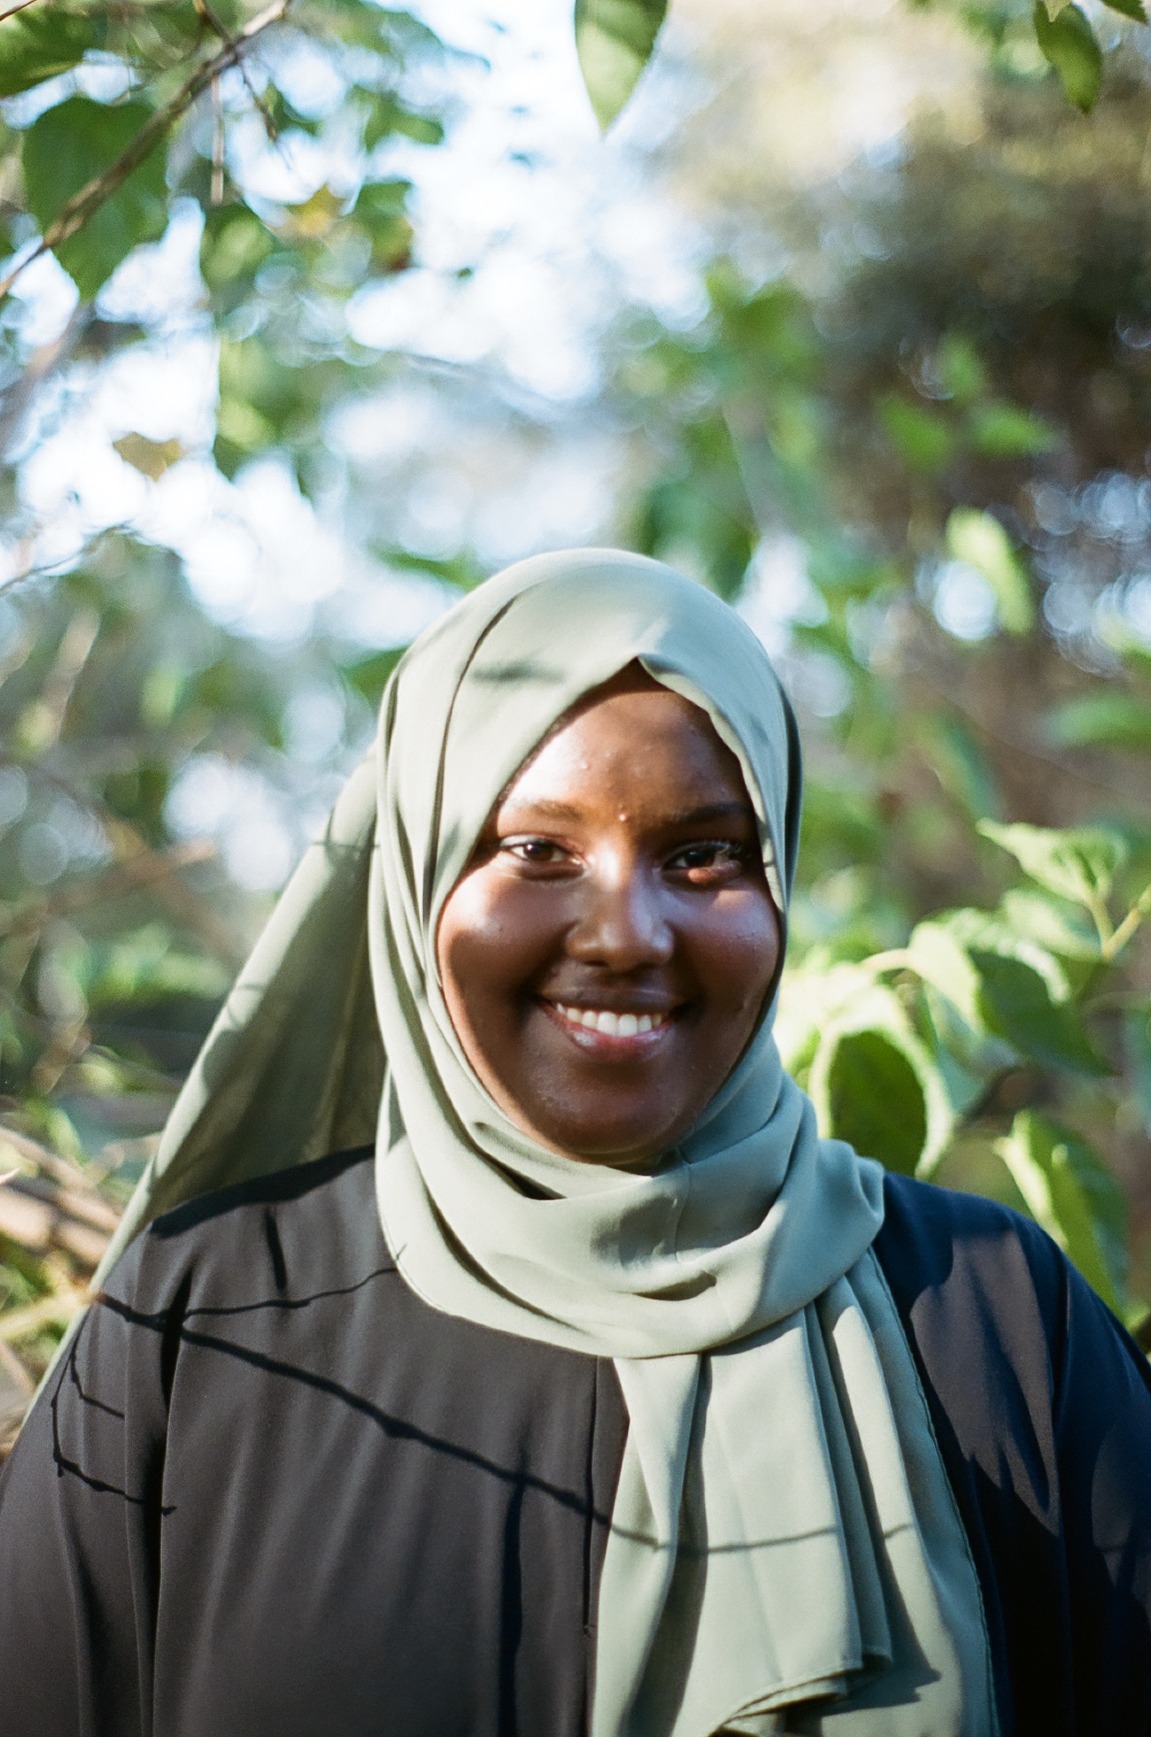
[668,840,751,879]
[503,837,569,867]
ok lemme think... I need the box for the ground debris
[0,1127,122,1459]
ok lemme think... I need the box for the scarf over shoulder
[92,550,996,1737]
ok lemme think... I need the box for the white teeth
[553,1003,668,1036]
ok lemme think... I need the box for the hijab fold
[94,550,996,1737]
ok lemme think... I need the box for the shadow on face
[436,664,782,1168]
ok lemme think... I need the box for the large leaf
[945,508,1034,634]
[997,1111,1127,1311]
[0,8,103,97]
[808,986,953,1176]
[998,889,1100,962]
[969,948,1109,1076]
[22,98,168,299]
[906,908,1107,1074]
[1033,3,1102,113]
[979,819,1128,910]
[906,919,985,1032]
[775,961,876,1081]
[575,0,668,130]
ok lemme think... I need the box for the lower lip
[539,1000,677,1059]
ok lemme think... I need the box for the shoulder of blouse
[874,1173,1151,1735]
[100,1144,387,1318]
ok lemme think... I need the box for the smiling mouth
[548,1002,672,1038]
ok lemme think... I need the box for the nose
[566,857,674,972]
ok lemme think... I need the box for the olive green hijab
[95,550,995,1736]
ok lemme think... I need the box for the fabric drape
[90,549,995,1736]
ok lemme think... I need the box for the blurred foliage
[0,0,1150,1422]
[615,58,1151,1306]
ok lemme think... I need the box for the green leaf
[575,0,668,130]
[361,93,444,151]
[775,961,875,1080]
[199,202,277,314]
[998,889,1100,960]
[0,8,104,98]
[83,925,230,1007]
[969,947,1109,1075]
[351,178,414,272]
[1046,692,1151,752]
[945,509,1034,634]
[808,985,953,1175]
[1100,0,1146,22]
[997,1111,1127,1311]
[935,333,986,404]
[22,98,168,299]
[1032,3,1102,113]
[926,715,1000,819]
[906,919,986,1031]
[979,819,1128,908]
[879,396,956,472]
[340,646,404,706]
[968,402,1058,459]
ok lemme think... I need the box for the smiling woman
[437,666,782,1164]
[1,550,1150,1737]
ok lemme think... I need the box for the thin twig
[0,0,43,21]
[37,606,100,750]
[0,757,245,963]
[0,838,217,940]
[195,0,280,146]
[0,521,133,598]
[0,1292,85,1344]
[0,0,292,302]
[0,1125,85,1184]
[210,73,225,205]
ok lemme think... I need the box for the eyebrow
[499,798,754,828]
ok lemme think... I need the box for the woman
[1,548,1149,1736]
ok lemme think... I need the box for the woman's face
[435,668,782,1168]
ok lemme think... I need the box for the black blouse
[1,1146,1150,1736]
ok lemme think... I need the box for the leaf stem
[1082,886,1114,951]
[1102,880,1151,963]
[863,947,916,974]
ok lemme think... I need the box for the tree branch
[0,838,217,942]
[0,0,292,303]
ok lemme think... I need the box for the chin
[537,1118,671,1169]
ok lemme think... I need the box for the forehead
[498,680,752,817]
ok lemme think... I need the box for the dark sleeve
[0,1237,167,1737]
[877,1175,1151,1737]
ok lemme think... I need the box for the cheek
[436,873,556,1020]
[694,892,781,1013]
